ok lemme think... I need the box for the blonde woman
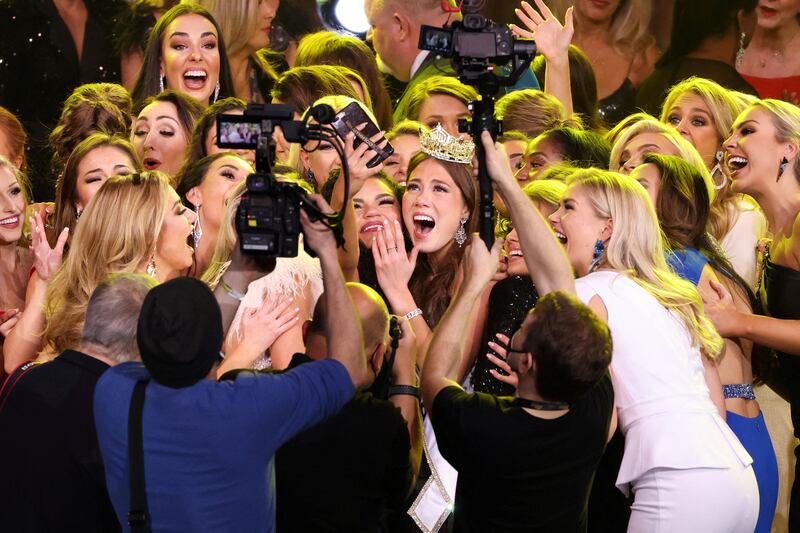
[2,172,196,372]
[547,0,659,125]
[195,0,280,103]
[660,77,767,287]
[481,131,758,530]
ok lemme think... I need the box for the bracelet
[219,278,246,301]
[404,308,423,321]
[389,385,420,399]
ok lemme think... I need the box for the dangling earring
[75,206,82,219]
[193,206,203,247]
[455,217,467,247]
[159,75,165,93]
[778,157,789,181]
[711,150,729,190]
[736,32,746,69]
[213,81,220,103]
[305,168,315,186]
[146,255,157,278]
[589,239,605,272]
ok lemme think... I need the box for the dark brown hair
[131,3,235,108]
[270,65,363,116]
[522,291,612,403]
[49,83,133,175]
[406,152,478,327]
[295,31,394,130]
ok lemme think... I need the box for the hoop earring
[146,255,157,278]
[711,150,728,190]
[213,81,220,103]
[589,239,605,273]
[159,75,165,93]
[455,217,467,247]
[193,206,203,247]
[736,32,746,69]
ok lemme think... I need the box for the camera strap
[127,379,150,533]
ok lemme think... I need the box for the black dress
[761,259,800,531]
[470,275,538,396]
[0,0,126,201]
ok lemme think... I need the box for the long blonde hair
[548,0,653,54]
[569,168,724,357]
[43,172,172,354]
[660,78,756,239]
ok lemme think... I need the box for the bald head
[308,283,390,358]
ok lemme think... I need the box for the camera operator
[420,133,615,532]
[274,282,422,532]
[93,196,370,531]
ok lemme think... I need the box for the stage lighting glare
[318,0,371,37]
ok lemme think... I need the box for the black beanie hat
[137,277,223,388]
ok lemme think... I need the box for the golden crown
[419,124,475,164]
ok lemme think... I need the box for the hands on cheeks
[486,332,520,389]
[372,219,419,298]
[29,212,68,282]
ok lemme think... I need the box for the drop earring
[159,75,165,93]
[589,239,605,272]
[778,157,789,181]
[213,81,220,102]
[146,255,157,278]
[711,150,728,190]
[455,217,467,247]
[193,206,203,247]
[75,206,82,219]
[736,32,746,69]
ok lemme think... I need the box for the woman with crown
[371,123,488,530]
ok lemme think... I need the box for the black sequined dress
[762,259,800,529]
[470,275,538,396]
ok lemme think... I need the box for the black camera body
[218,104,310,258]
[236,173,306,258]
[418,3,536,249]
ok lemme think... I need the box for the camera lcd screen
[419,26,453,54]
[216,114,261,149]
[455,32,497,59]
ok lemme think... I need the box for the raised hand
[462,233,504,291]
[373,219,419,300]
[511,0,574,62]
[486,332,520,389]
[343,126,389,195]
[300,195,338,258]
[29,213,68,282]
[476,131,516,191]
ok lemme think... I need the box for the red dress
[740,74,800,101]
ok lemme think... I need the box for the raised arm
[480,131,575,295]
[512,0,574,117]
[421,235,502,411]
[301,195,369,387]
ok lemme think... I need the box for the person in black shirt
[0,273,155,532]
[421,132,616,533]
[276,282,422,532]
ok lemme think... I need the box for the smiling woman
[131,3,235,108]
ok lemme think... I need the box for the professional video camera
[217,101,393,258]
[216,103,343,258]
[419,0,536,248]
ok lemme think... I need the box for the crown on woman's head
[419,124,475,164]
